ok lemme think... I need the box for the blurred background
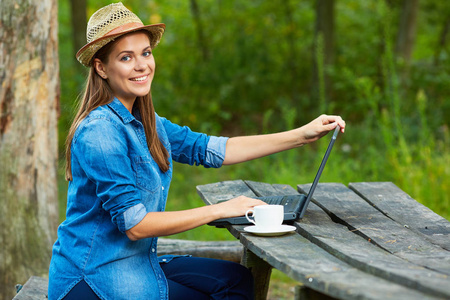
[58,0,449,234]
[58,4,450,293]
[2,0,448,298]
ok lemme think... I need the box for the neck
[116,97,136,113]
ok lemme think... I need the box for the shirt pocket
[133,155,161,194]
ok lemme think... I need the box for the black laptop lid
[298,125,340,218]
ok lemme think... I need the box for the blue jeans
[63,257,254,299]
[63,280,99,300]
[160,256,254,300]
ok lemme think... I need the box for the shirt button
[162,186,165,191]
[151,248,155,253]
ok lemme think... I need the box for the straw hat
[76,2,165,67]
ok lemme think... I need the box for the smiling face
[93,31,155,111]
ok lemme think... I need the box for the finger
[326,122,339,131]
[255,199,268,206]
[323,116,346,133]
[334,118,346,132]
[248,197,267,206]
[339,120,346,132]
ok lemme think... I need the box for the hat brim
[76,23,165,67]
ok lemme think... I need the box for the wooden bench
[197,180,450,300]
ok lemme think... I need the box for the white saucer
[243,225,296,237]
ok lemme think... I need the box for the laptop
[206,125,340,227]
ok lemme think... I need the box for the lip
[129,74,149,83]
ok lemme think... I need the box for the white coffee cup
[245,205,284,230]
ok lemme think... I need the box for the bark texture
[0,0,59,299]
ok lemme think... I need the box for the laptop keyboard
[257,195,303,206]
[257,195,286,205]
[218,195,302,206]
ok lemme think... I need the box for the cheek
[109,63,132,75]
[150,57,156,70]
[109,70,130,85]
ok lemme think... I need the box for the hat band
[105,22,144,37]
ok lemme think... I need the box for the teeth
[131,76,147,81]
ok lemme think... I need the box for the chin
[134,88,151,98]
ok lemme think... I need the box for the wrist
[209,202,226,220]
[290,127,307,148]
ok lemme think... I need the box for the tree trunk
[0,0,59,299]
[312,0,335,112]
[69,0,87,80]
[434,17,450,66]
[69,0,87,56]
[282,0,300,104]
[395,0,419,65]
[315,0,335,66]
[190,0,209,61]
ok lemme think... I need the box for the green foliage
[57,0,449,233]
[56,2,448,296]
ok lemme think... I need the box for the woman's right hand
[126,196,266,240]
[213,196,267,219]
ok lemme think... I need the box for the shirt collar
[107,97,135,124]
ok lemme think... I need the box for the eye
[143,51,152,57]
[121,55,131,62]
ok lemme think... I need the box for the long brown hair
[65,32,170,181]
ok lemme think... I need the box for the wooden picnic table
[197,180,450,300]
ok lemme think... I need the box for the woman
[48,3,345,300]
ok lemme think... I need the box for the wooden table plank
[349,182,450,251]
[241,181,440,300]
[240,222,439,300]
[196,180,256,204]
[296,183,450,299]
[244,180,295,197]
[298,183,450,276]
[197,181,446,299]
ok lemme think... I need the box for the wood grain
[298,183,450,276]
[296,183,450,299]
[197,181,439,300]
[349,182,450,250]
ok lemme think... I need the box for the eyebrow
[116,46,152,58]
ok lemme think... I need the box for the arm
[126,114,345,240]
[126,196,266,241]
[223,114,346,165]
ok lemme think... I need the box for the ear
[93,58,108,79]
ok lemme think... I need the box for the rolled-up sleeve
[206,136,229,168]
[123,203,147,231]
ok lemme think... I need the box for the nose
[134,57,147,71]
[134,63,145,71]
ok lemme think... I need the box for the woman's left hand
[297,114,346,145]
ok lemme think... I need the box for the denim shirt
[48,98,228,300]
